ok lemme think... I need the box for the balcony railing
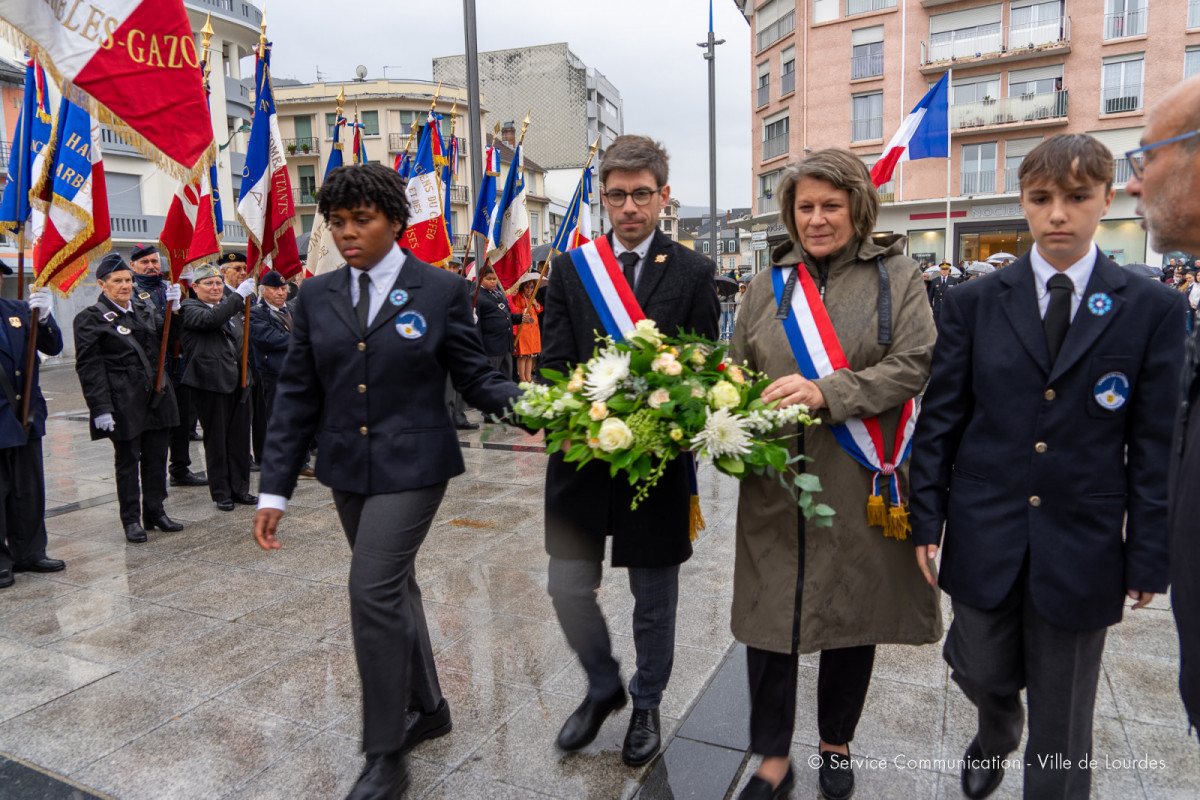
[222,219,248,241]
[851,53,884,80]
[951,91,1068,131]
[1004,166,1021,193]
[450,234,470,249]
[0,140,9,170]
[1112,157,1133,185]
[388,133,464,154]
[1190,0,1200,29]
[757,83,770,108]
[99,125,141,157]
[877,181,895,203]
[847,0,896,16]
[762,132,789,160]
[851,117,883,142]
[448,184,469,205]
[961,171,997,196]
[780,70,795,95]
[922,17,1069,65]
[1101,83,1142,114]
[757,10,795,51]
[757,194,778,214]
[283,137,319,156]
[1104,8,1146,40]
[293,188,319,205]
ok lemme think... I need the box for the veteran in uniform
[75,253,184,543]
[0,263,63,588]
[217,251,266,469]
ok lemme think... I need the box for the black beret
[260,270,286,288]
[130,243,158,261]
[96,252,131,280]
[0,259,11,276]
[217,251,248,266]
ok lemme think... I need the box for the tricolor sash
[772,266,918,539]
[569,236,645,342]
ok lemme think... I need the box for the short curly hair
[317,163,410,233]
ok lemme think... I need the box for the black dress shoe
[621,707,661,766]
[216,499,235,512]
[249,460,260,473]
[556,687,627,751]
[231,492,258,505]
[401,698,452,754]
[188,430,203,442]
[455,419,479,430]
[144,513,184,532]
[962,736,1005,799]
[345,751,409,800]
[13,557,65,573]
[819,750,855,800]
[124,523,148,543]
[169,471,208,487]
[0,568,13,588]
[737,764,794,800]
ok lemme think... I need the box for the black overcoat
[1169,327,1200,729]
[475,286,521,357]
[249,300,291,378]
[0,300,62,448]
[539,230,720,568]
[179,291,253,393]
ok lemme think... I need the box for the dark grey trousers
[333,483,447,755]
[945,562,1107,800]
[548,556,680,710]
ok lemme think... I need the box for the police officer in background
[75,253,184,543]
[181,263,257,512]
[0,263,63,588]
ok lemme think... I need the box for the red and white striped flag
[160,174,220,281]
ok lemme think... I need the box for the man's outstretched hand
[254,508,284,550]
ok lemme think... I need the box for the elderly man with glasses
[1127,74,1200,736]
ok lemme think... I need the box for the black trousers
[112,428,170,526]
[0,438,48,571]
[746,644,877,757]
[168,382,194,478]
[333,483,447,754]
[191,388,250,502]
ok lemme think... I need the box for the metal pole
[463,0,485,271]
[699,6,724,275]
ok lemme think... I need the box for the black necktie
[355,272,371,332]
[1044,273,1073,363]
[618,251,639,291]
[278,305,293,328]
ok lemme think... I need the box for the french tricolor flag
[870,73,949,188]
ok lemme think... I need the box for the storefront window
[1095,218,1146,265]
[957,229,1032,264]
[907,229,946,267]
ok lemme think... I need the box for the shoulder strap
[876,256,892,347]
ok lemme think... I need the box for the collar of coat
[770,233,907,274]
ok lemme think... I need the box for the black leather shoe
[737,764,794,800]
[621,707,661,766]
[188,430,203,441]
[345,751,409,800]
[169,471,208,487]
[144,513,184,532]
[216,499,235,512]
[249,460,260,473]
[455,419,479,430]
[0,568,13,588]
[401,698,452,754]
[13,557,65,573]
[231,492,258,505]
[556,687,627,751]
[819,750,855,800]
[124,523,148,543]
[962,736,1005,799]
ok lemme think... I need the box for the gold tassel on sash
[884,504,911,540]
[866,494,887,528]
[689,495,706,542]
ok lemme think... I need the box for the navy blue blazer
[248,300,291,378]
[258,251,520,499]
[0,299,63,448]
[909,251,1185,631]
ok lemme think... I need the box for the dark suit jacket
[74,295,179,441]
[1169,326,1200,728]
[258,250,519,499]
[475,286,521,357]
[909,251,1185,631]
[249,300,291,378]
[0,299,62,448]
[179,291,252,393]
[927,274,958,313]
[540,230,720,568]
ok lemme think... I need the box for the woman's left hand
[761,374,825,410]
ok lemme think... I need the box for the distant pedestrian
[474,266,520,381]
[511,272,542,383]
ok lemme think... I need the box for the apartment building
[737,0,1200,267]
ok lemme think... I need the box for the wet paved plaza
[0,365,1196,799]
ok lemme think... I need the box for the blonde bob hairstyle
[777,148,880,246]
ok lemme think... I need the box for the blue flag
[325,115,345,178]
[0,60,53,240]
[471,143,501,240]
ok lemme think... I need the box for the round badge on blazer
[1087,292,1113,316]
[389,289,410,307]
[116,325,132,335]
[1093,371,1130,410]
[395,311,427,339]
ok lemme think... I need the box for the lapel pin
[8,317,20,328]
[1086,293,1112,316]
[654,254,668,264]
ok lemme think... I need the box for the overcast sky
[265,0,753,209]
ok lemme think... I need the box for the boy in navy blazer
[909,135,1186,800]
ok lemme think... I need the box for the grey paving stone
[128,623,309,696]
[0,649,113,723]
[676,645,750,751]
[0,589,138,647]
[220,643,361,727]
[156,569,311,621]
[636,737,746,800]
[43,603,221,669]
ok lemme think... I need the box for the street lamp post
[463,0,485,270]
[699,2,725,274]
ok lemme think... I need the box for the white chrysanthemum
[584,350,631,401]
[691,407,753,459]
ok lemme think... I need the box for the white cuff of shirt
[258,493,288,513]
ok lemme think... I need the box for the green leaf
[812,515,834,528]
[539,368,565,382]
[794,474,822,493]
[717,457,745,474]
[814,503,836,518]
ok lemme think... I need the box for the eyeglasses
[1125,129,1200,180]
[602,187,660,207]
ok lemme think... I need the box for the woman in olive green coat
[729,149,942,800]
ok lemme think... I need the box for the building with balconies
[736,0,1200,268]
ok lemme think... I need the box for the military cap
[260,270,286,288]
[130,243,158,261]
[192,264,222,283]
[217,251,248,266]
[0,259,12,276]
[96,252,132,280]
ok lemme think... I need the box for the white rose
[726,365,746,384]
[589,401,609,420]
[651,352,677,373]
[689,348,708,366]
[627,319,664,349]
[567,374,585,393]
[596,417,635,452]
[664,360,683,376]
[647,388,671,409]
[690,383,705,398]
[708,380,741,410]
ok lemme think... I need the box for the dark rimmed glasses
[602,188,661,206]
[1126,129,1200,179]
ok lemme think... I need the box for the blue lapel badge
[1086,293,1112,316]
[1094,371,1129,411]
[389,289,410,308]
[396,311,427,339]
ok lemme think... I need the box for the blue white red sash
[772,266,917,537]
[569,236,645,342]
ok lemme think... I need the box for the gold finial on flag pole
[429,81,443,113]
[336,84,346,116]
[257,8,268,60]
[518,111,532,145]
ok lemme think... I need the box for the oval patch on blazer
[1093,371,1129,410]
[395,311,427,339]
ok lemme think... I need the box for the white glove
[94,413,116,432]
[165,283,182,311]
[235,278,256,299]
[179,267,195,283]
[28,288,52,322]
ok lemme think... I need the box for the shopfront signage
[969,203,1022,220]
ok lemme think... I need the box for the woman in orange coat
[509,272,542,382]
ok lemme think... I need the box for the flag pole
[945,68,952,266]
[699,0,725,276]
[17,229,37,429]
[463,0,485,273]
[470,122,502,310]
[242,11,269,391]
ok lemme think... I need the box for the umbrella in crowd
[986,252,1017,263]
[715,275,739,297]
[966,261,996,275]
[923,264,962,277]
[1121,262,1164,279]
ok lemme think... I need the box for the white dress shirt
[611,233,654,288]
[1030,243,1098,321]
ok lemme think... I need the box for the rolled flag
[306,114,348,277]
[0,59,54,240]
[470,143,500,242]
[487,142,531,292]
[870,73,949,189]
[551,166,593,254]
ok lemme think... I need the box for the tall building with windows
[737,0,1199,267]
